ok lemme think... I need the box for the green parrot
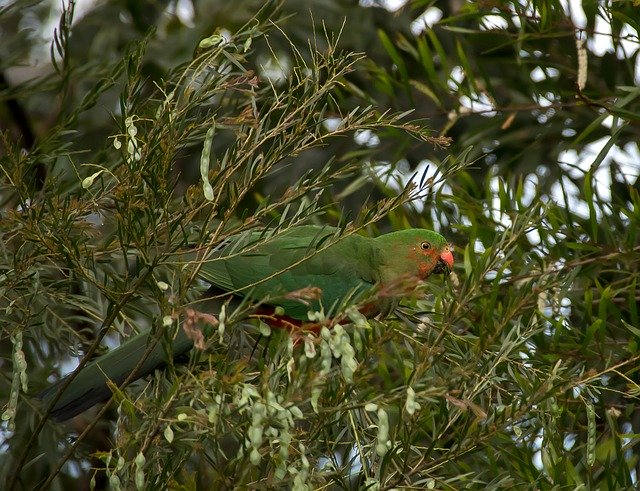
[40,225,453,421]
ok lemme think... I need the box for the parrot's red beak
[434,246,454,275]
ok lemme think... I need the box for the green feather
[198,226,380,319]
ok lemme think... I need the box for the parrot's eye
[420,241,431,250]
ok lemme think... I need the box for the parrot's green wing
[198,225,381,319]
[40,226,380,421]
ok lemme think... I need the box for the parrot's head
[376,229,454,282]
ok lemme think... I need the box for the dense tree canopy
[1,0,639,489]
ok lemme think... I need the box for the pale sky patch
[411,7,443,35]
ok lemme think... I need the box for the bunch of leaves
[1,1,640,490]
[0,4,458,490]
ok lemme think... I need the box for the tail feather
[39,329,193,422]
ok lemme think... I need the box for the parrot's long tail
[38,329,193,422]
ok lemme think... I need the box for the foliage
[1,0,639,489]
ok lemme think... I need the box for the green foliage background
[1,0,639,489]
